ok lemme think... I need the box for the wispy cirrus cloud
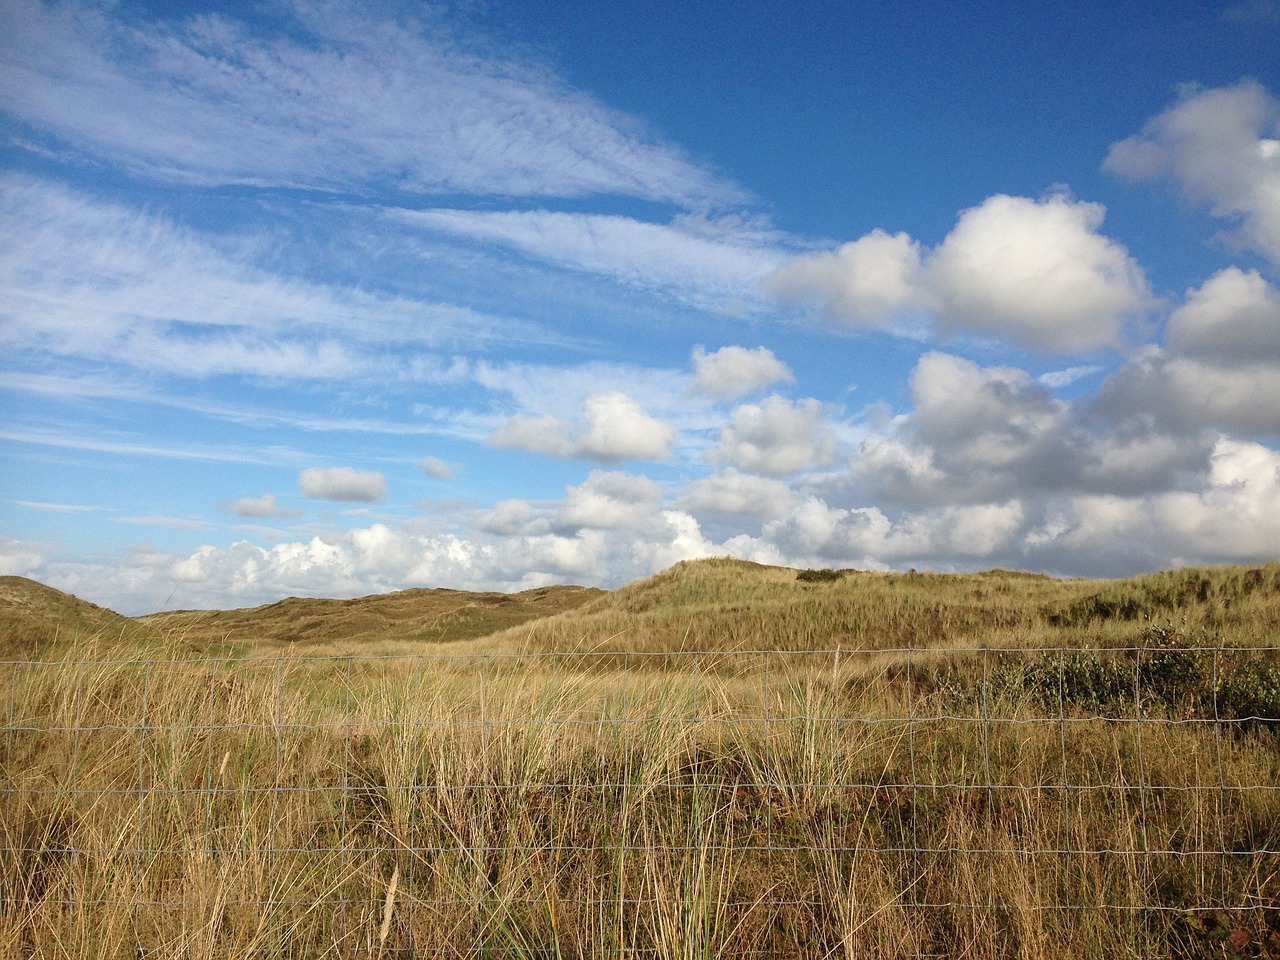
[117,514,212,531]
[0,174,532,380]
[0,424,296,464]
[7,499,110,513]
[0,0,742,207]
[395,208,789,311]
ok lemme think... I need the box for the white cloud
[228,493,303,519]
[417,456,455,480]
[397,209,787,311]
[689,345,794,398]
[576,392,678,462]
[8,499,106,513]
[1165,266,1280,364]
[558,471,665,531]
[678,468,796,517]
[0,174,515,380]
[708,396,842,477]
[1105,80,1280,265]
[844,351,1215,507]
[117,515,212,531]
[1028,439,1280,570]
[0,0,741,207]
[737,496,1027,567]
[1037,365,1102,389]
[7,425,1279,615]
[1097,268,1280,436]
[929,193,1150,351]
[490,414,577,459]
[764,229,927,326]
[490,391,677,463]
[0,537,50,576]
[763,193,1151,353]
[473,361,691,425]
[477,499,551,536]
[298,467,387,502]
[632,511,720,572]
[1,503,718,613]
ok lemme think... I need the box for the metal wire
[4,645,1278,954]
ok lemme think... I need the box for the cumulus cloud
[678,468,796,517]
[844,351,1215,507]
[721,435,1280,579]
[1,501,719,614]
[0,536,51,576]
[727,497,1027,569]
[1165,266,1280,363]
[1105,80,1280,265]
[298,467,387,502]
[1025,439,1280,572]
[708,396,842,477]
[765,229,927,325]
[557,471,666,532]
[490,391,677,462]
[418,456,455,480]
[1097,268,1280,436]
[477,499,551,536]
[929,194,1151,350]
[227,493,303,519]
[764,193,1151,353]
[7,424,1279,616]
[689,345,794,398]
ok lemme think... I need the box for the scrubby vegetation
[2,560,1279,958]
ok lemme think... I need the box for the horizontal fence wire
[3,645,1279,958]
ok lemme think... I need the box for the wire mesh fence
[3,644,1279,957]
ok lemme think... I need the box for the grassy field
[2,559,1279,958]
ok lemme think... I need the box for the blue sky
[2,0,1279,615]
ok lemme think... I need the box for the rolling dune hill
[5,559,1280,660]
[135,583,604,656]
[0,575,153,659]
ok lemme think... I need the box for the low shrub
[796,568,843,583]
[986,623,1280,728]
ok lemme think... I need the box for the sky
[1,0,1279,616]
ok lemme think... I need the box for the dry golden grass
[2,559,1279,958]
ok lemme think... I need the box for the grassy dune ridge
[2,559,1279,958]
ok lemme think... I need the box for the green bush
[796,567,843,583]
[1215,657,1280,726]
[985,623,1279,729]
